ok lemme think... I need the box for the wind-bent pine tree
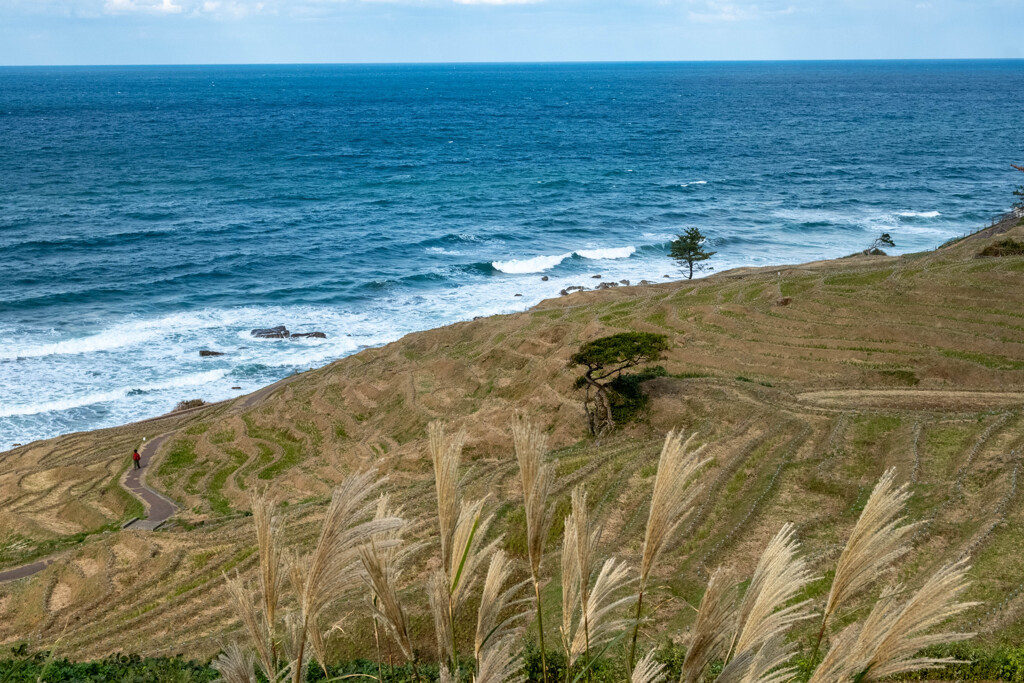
[569,332,669,436]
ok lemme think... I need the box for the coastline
[2,242,911,453]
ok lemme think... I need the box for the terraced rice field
[0,216,1022,660]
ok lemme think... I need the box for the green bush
[0,647,217,683]
[607,365,669,425]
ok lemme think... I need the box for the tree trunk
[688,260,694,280]
[593,385,614,436]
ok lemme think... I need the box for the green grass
[243,415,305,480]
[207,451,244,516]
[208,428,235,445]
[157,439,197,476]
[940,349,1024,370]
[923,425,974,479]
[823,269,893,287]
[877,369,920,386]
[0,523,122,571]
[780,277,816,297]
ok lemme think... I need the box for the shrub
[978,238,1024,257]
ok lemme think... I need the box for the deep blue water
[2,61,1023,446]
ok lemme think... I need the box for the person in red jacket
[132,449,142,470]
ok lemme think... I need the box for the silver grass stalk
[560,510,581,666]
[449,497,500,612]
[429,420,466,572]
[511,417,554,683]
[815,468,915,655]
[475,549,530,664]
[429,420,502,669]
[250,489,284,661]
[212,641,257,683]
[631,650,665,683]
[473,553,531,683]
[474,637,524,683]
[809,557,977,682]
[290,471,401,683]
[568,558,635,663]
[429,568,456,665]
[224,571,277,681]
[717,635,797,683]
[680,568,737,683]
[360,495,420,665]
[733,523,815,656]
[630,431,710,671]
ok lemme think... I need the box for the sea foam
[492,246,636,274]
[0,369,228,418]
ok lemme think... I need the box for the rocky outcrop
[251,326,289,338]
[199,350,225,357]
[249,327,327,339]
[595,281,619,290]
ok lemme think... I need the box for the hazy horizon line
[3,57,1023,69]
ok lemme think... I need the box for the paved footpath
[0,433,177,582]
[0,372,301,584]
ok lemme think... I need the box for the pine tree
[670,227,716,279]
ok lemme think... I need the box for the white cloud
[687,0,794,23]
[104,0,183,13]
[452,0,544,4]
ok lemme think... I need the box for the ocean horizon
[2,60,1023,447]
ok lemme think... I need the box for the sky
[0,0,1022,65]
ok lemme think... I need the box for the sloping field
[1,216,1023,661]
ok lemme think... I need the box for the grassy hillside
[1,215,1023,664]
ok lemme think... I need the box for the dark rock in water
[619,279,630,286]
[664,275,671,278]
[231,386,242,390]
[566,285,585,292]
[12,443,21,448]
[292,331,327,339]
[776,297,793,307]
[514,293,522,297]
[252,326,289,338]
[541,276,549,281]
[595,281,619,290]
[199,349,225,357]
[473,316,484,320]
[591,274,602,278]
[560,289,569,296]
[639,280,654,285]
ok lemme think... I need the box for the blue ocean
[2,61,1023,447]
